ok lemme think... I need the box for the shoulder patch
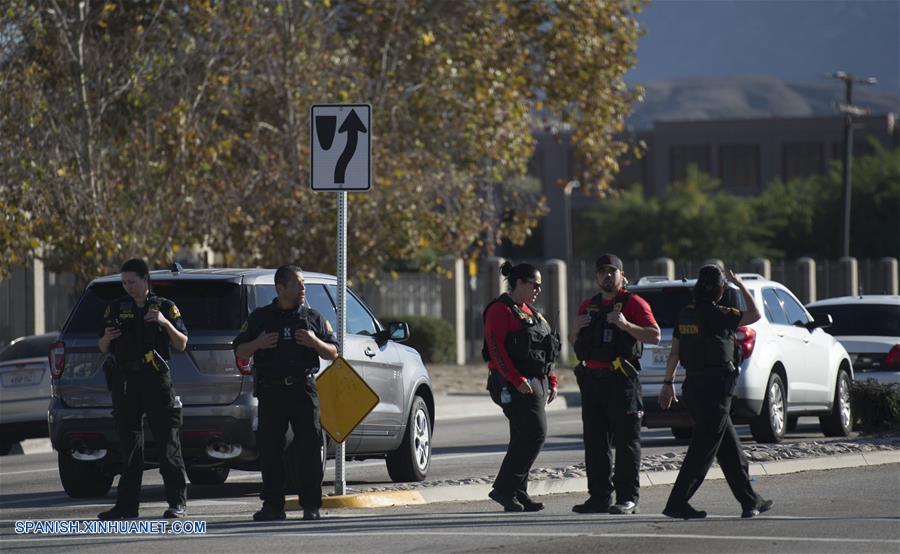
[718,306,740,316]
[240,320,248,333]
[325,320,334,334]
[169,304,182,320]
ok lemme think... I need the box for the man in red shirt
[569,254,660,515]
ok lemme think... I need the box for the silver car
[48,268,434,497]
[0,333,58,455]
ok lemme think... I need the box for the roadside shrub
[381,315,454,365]
[850,379,900,433]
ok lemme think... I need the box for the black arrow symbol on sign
[335,109,367,184]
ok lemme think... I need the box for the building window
[719,144,760,193]
[783,142,825,181]
[670,144,711,182]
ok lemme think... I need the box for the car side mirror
[388,321,409,343]
[804,313,832,331]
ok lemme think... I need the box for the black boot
[97,506,138,520]
[662,503,707,520]
[488,489,524,512]
[515,491,544,512]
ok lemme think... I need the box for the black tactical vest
[107,294,172,364]
[676,302,736,372]
[573,291,642,363]
[481,294,561,377]
[252,305,321,378]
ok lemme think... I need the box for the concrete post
[751,258,772,280]
[653,257,675,280]
[838,257,859,297]
[439,256,466,365]
[796,257,817,304]
[542,259,570,363]
[879,257,899,295]
[485,257,506,301]
[31,258,45,335]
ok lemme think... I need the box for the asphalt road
[0,409,846,504]
[2,464,897,553]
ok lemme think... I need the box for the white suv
[806,295,900,386]
[632,274,853,443]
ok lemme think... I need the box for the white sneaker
[609,501,637,514]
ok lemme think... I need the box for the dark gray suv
[49,268,434,497]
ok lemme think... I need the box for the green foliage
[851,379,900,434]
[576,146,900,261]
[383,314,455,365]
[1,0,646,283]
[575,166,774,260]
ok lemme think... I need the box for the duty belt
[256,370,318,387]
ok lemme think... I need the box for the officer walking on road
[483,261,561,512]
[659,266,773,519]
[570,254,660,515]
[234,265,338,522]
[97,258,189,520]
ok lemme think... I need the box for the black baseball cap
[595,254,624,272]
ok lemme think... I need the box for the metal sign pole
[335,190,347,496]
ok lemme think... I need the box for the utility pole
[830,71,877,258]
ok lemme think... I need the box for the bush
[381,315,455,365]
[850,379,900,434]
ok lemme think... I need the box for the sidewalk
[435,390,577,422]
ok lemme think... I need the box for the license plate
[1,368,43,387]
[652,349,670,365]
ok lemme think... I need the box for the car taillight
[49,341,66,379]
[735,326,756,359]
[885,344,900,369]
[236,356,252,376]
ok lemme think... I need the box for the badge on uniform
[282,327,293,340]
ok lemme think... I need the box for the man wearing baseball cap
[569,254,660,515]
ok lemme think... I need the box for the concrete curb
[287,450,900,510]
[435,391,572,422]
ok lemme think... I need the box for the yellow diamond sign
[316,356,379,443]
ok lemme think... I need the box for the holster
[142,350,170,374]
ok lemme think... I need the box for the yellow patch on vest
[679,324,700,335]
[718,306,740,316]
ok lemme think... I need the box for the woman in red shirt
[483,261,560,512]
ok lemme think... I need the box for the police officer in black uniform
[570,254,660,515]
[660,265,773,519]
[97,258,189,520]
[234,265,338,522]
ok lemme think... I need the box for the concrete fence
[2,257,898,358]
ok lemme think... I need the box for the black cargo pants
[487,371,548,497]
[665,370,760,511]
[577,368,642,506]
[256,374,323,511]
[111,366,187,511]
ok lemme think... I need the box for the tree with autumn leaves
[1,0,645,284]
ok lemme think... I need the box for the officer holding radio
[570,254,660,515]
[234,265,338,522]
[97,258,189,521]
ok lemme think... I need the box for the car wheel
[750,372,786,443]
[58,452,114,498]
[671,426,693,440]
[186,466,230,485]
[820,370,853,437]
[386,395,431,482]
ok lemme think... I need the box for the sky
[626,0,900,96]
